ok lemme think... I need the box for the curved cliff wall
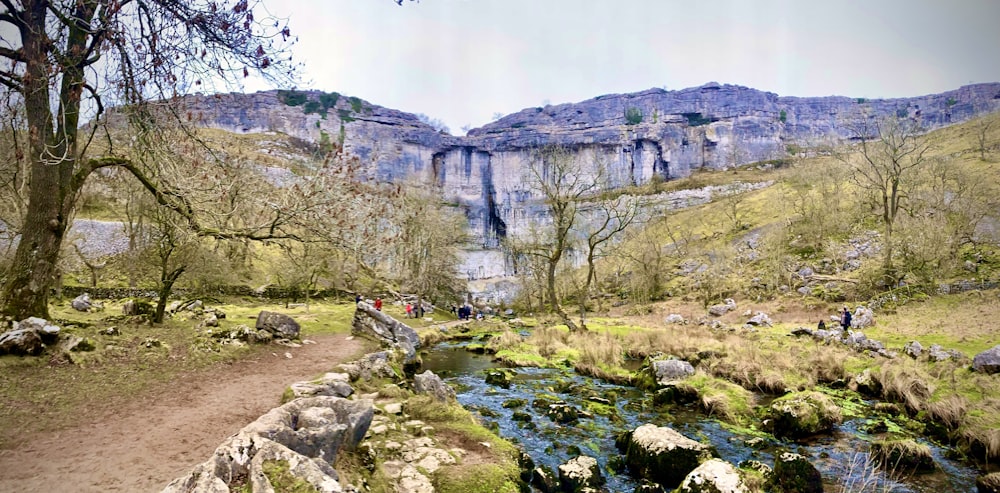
[179,83,1000,283]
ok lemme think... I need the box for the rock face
[677,458,749,493]
[973,345,1000,374]
[351,302,421,367]
[617,423,715,489]
[162,396,373,493]
[177,84,1000,290]
[255,311,301,339]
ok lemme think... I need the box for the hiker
[405,303,413,318]
[355,294,362,304]
[840,307,852,330]
[817,319,826,331]
[417,304,425,318]
[374,297,383,311]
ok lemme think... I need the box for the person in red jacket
[374,297,383,311]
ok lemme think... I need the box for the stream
[419,342,980,492]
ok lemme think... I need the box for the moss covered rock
[557,455,604,492]
[769,452,822,493]
[977,472,1000,493]
[617,423,714,489]
[764,391,842,438]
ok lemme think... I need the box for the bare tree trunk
[547,255,580,331]
[153,268,185,324]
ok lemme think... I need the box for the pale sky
[245,0,1000,134]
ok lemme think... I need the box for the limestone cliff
[178,83,1000,284]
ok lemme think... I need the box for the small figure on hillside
[841,306,852,330]
[355,294,362,304]
[818,319,826,331]
[405,303,413,318]
[374,297,383,311]
[417,304,425,318]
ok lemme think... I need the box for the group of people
[405,302,425,319]
[455,304,476,320]
[354,294,383,311]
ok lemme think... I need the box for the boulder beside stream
[617,423,715,489]
[352,302,420,367]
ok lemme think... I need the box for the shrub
[624,107,643,125]
[277,90,307,107]
[779,110,787,123]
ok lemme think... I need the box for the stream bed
[419,342,980,492]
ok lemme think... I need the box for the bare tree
[975,117,995,161]
[0,0,298,319]
[519,145,605,331]
[576,195,639,329]
[846,116,934,285]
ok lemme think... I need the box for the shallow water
[420,343,979,492]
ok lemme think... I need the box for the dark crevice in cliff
[480,153,507,248]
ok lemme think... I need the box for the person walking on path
[405,303,413,318]
[374,297,383,311]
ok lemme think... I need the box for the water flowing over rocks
[769,452,823,493]
[352,302,421,367]
[616,423,715,488]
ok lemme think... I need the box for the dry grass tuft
[874,361,934,413]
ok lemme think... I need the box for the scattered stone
[531,464,559,493]
[904,340,923,359]
[0,328,44,356]
[650,359,695,385]
[850,369,882,397]
[255,310,301,339]
[665,314,686,324]
[769,452,822,493]
[677,458,749,493]
[973,345,1000,374]
[71,293,92,311]
[851,306,875,329]
[485,370,512,389]
[104,326,120,336]
[746,311,772,327]
[545,403,581,424]
[790,327,812,337]
[558,456,605,492]
[927,344,952,362]
[203,314,219,327]
[413,370,456,402]
[617,423,714,488]
[708,298,737,317]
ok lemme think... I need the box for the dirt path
[0,333,364,493]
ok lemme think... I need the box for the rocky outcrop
[162,396,374,493]
[973,345,1000,374]
[650,359,696,385]
[352,302,421,367]
[764,391,842,438]
[677,459,749,493]
[413,370,456,402]
[617,423,715,489]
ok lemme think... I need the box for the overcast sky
[257,0,1000,135]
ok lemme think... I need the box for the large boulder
[617,424,714,488]
[255,311,301,339]
[413,370,456,402]
[764,391,842,438]
[557,455,604,492]
[71,293,92,311]
[162,396,373,493]
[769,452,822,493]
[746,312,772,327]
[289,373,355,400]
[337,351,399,382]
[973,345,1000,374]
[851,306,875,328]
[650,359,695,385]
[677,458,749,493]
[0,328,44,356]
[904,340,923,359]
[352,302,420,367]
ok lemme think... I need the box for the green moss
[280,386,296,404]
[433,463,521,493]
[262,459,321,492]
[495,349,548,367]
